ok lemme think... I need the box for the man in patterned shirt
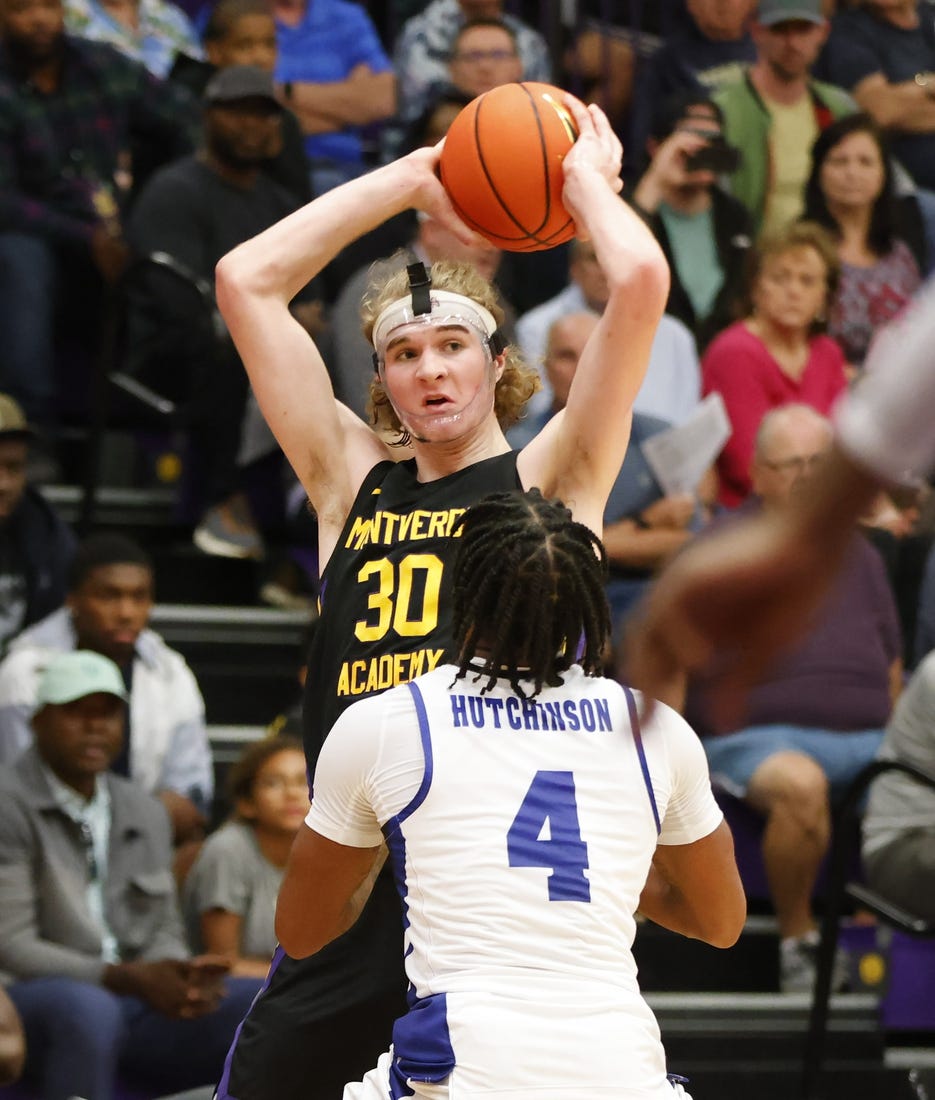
[389,0,551,156]
[0,0,196,435]
[64,0,203,79]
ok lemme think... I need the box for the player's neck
[411,420,510,483]
[750,61,809,107]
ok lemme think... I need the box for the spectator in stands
[514,309,713,632]
[818,0,935,197]
[631,91,754,350]
[0,0,196,437]
[863,649,935,920]
[803,111,923,368]
[702,220,848,506]
[315,85,474,306]
[330,212,506,421]
[184,736,309,977]
[0,650,261,1100]
[398,84,473,153]
[390,0,550,154]
[714,0,854,235]
[272,0,395,195]
[684,403,903,991]
[562,2,686,139]
[64,0,203,78]
[167,0,311,205]
[0,987,24,1088]
[125,66,324,561]
[629,0,758,169]
[511,240,702,443]
[0,533,213,849]
[0,394,76,657]
[446,16,523,99]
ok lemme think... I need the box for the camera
[685,135,741,175]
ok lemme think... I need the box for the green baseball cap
[757,0,825,25]
[36,651,129,707]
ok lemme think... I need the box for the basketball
[439,82,579,253]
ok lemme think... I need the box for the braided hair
[451,489,610,698]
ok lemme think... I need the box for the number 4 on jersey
[506,770,591,902]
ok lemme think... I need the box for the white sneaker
[780,930,849,993]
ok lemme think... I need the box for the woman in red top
[702,221,847,507]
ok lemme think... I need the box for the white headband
[371,290,499,358]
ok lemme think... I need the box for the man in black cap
[0,393,75,657]
[125,65,323,560]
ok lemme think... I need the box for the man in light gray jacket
[0,532,212,844]
[0,651,260,1100]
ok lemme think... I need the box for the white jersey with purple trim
[307,664,722,1099]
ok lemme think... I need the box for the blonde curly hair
[360,258,540,444]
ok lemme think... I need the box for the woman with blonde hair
[702,221,848,507]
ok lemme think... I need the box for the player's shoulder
[628,687,699,742]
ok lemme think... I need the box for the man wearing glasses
[677,403,903,994]
[446,17,522,99]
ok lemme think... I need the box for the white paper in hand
[641,393,731,495]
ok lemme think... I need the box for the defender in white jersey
[277,491,745,1100]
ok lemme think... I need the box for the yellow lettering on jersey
[380,512,399,542]
[445,508,467,536]
[336,648,447,697]
[344,507,468,550]
[397,511,416,541]
[410,511,429,539]
[345,515,377,550]
[427,511,447,539]
[424,648,444,671]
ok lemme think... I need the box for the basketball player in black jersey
[213,92,670,1100]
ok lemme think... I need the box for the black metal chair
[801,758,935,1100]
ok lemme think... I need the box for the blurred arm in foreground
[623,277,935,720]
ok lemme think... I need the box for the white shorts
[343,1049,693,1100]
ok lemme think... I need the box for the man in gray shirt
[863,650,935,919]
[0,650,261,1100]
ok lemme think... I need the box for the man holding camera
[714,0,854,234]
[632,92,753,351]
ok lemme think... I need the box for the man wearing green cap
[714,0,855,233]
[0,650,261,1100]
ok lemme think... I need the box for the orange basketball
[439,82,579,253]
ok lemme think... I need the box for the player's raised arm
[214,146,481,537]
[518,97,670,536]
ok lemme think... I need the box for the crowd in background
[3,0,935,1094]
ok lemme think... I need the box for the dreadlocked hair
[361,257,539,445]
[451,489,610,698]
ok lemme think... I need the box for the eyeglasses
[452,49,517,63]
[761,453,826,475]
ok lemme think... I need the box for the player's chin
[406,409,467,442]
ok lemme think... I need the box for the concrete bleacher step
[41,483,177,531]
[42,485,281,606]
[648,991,923,1099]
[149,543,265,606]
[635,915,778,993]
[151,604,309,725]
